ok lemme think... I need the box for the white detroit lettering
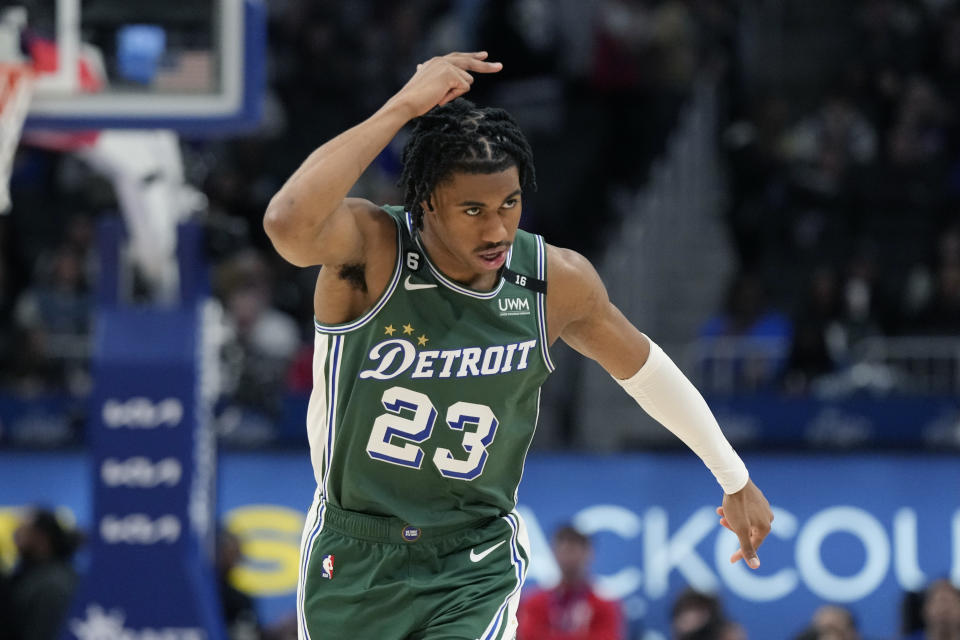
[481,346,506,374]
[458,348,482,377]
[359,339,418,380]
[412,350,440,379]
[360,339,538,380]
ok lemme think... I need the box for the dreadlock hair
[398,98,536,230]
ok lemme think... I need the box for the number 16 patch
[321,554,335,579]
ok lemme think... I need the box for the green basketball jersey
[306,205,554,529]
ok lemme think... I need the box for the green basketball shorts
[296,493,531,640]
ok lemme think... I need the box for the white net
[0,62,32,214]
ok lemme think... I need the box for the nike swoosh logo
[404,275,437,290]
[469,540,506,563]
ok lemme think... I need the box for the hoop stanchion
[0,63,33,214]
[65,220,225,640]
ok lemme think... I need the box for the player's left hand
[716,479,773,570]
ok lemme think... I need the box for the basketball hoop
[0,62,33,214]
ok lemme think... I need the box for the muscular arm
[548,245,773,568]
[547,246,649,377]
[262,106,409,267]
[263,52,502,268]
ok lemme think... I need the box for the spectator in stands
[6,507,82,640]
[845,244,895,335]
[517,524,623,640]
[216,248,300,445]
[62,214,96,281]
[217,528,260,640]
[0,256,15,386]
[904,579,960,640]
[721,94,792,270]
[8,244,92,395]
[911,261,960,335]
[784,267,843,393]
[902,589,927,639]
[793,604,860,640]
[0,568,13,640]
[699,272,793,391]
[781,89,878,190]
[814,604,860,640]
[900,225,960,335]
[670,588,738,640]
[887,76,952,173]
[591,0,693,189]
[2,325,59,394]
[16,245,91,340]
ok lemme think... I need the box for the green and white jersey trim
[480,510,531,640]
[305,333,346,493]
[401,210,554,372]
[533,232,554,372]
[404,210,512,300]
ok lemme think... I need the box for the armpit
[337,263,367,293]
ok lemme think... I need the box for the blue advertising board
[1,451,957,639]
[58,220,224,640]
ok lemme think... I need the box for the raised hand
[387,52,503,120]
[716,479,773,569]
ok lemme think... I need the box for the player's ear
[421,198,435,213]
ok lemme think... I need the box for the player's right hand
[387,52,502,120]
[716,479,773,570]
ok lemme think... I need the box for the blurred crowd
[1,0,735,446]
[0,508,82,640]
[3,511,956,640]
[4,3,960,638]
[3,2,960,430]
[0,507,299,640]
[706,0,960,394]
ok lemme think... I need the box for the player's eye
[465,207,481,216]
[502,198,518,209]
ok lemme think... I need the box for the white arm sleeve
[614,335,749,494]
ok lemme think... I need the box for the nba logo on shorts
[321,554,334,579]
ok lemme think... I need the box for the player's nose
[480,212,508,244]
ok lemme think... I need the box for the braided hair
[398,98,536,230]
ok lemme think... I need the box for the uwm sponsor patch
[498,297,531,316]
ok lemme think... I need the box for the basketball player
[264,51,773,640]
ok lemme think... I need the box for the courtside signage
[2,452,955,639]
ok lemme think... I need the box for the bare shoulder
[545,244,608,342]
[265,196,395,267]
[320,197,397,265]
[313,200,399,324]
[544,244,648,376]
[344,197,397,245]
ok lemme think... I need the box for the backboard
[18,0,265,136]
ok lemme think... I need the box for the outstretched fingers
[716,505,769,569]
[445,51,503,74]
[736,531,760,569]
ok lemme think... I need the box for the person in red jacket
[517,524,624,640]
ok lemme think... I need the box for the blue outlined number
[366,389,499,480]
[366,387,437,468]
[433,403,498,480]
